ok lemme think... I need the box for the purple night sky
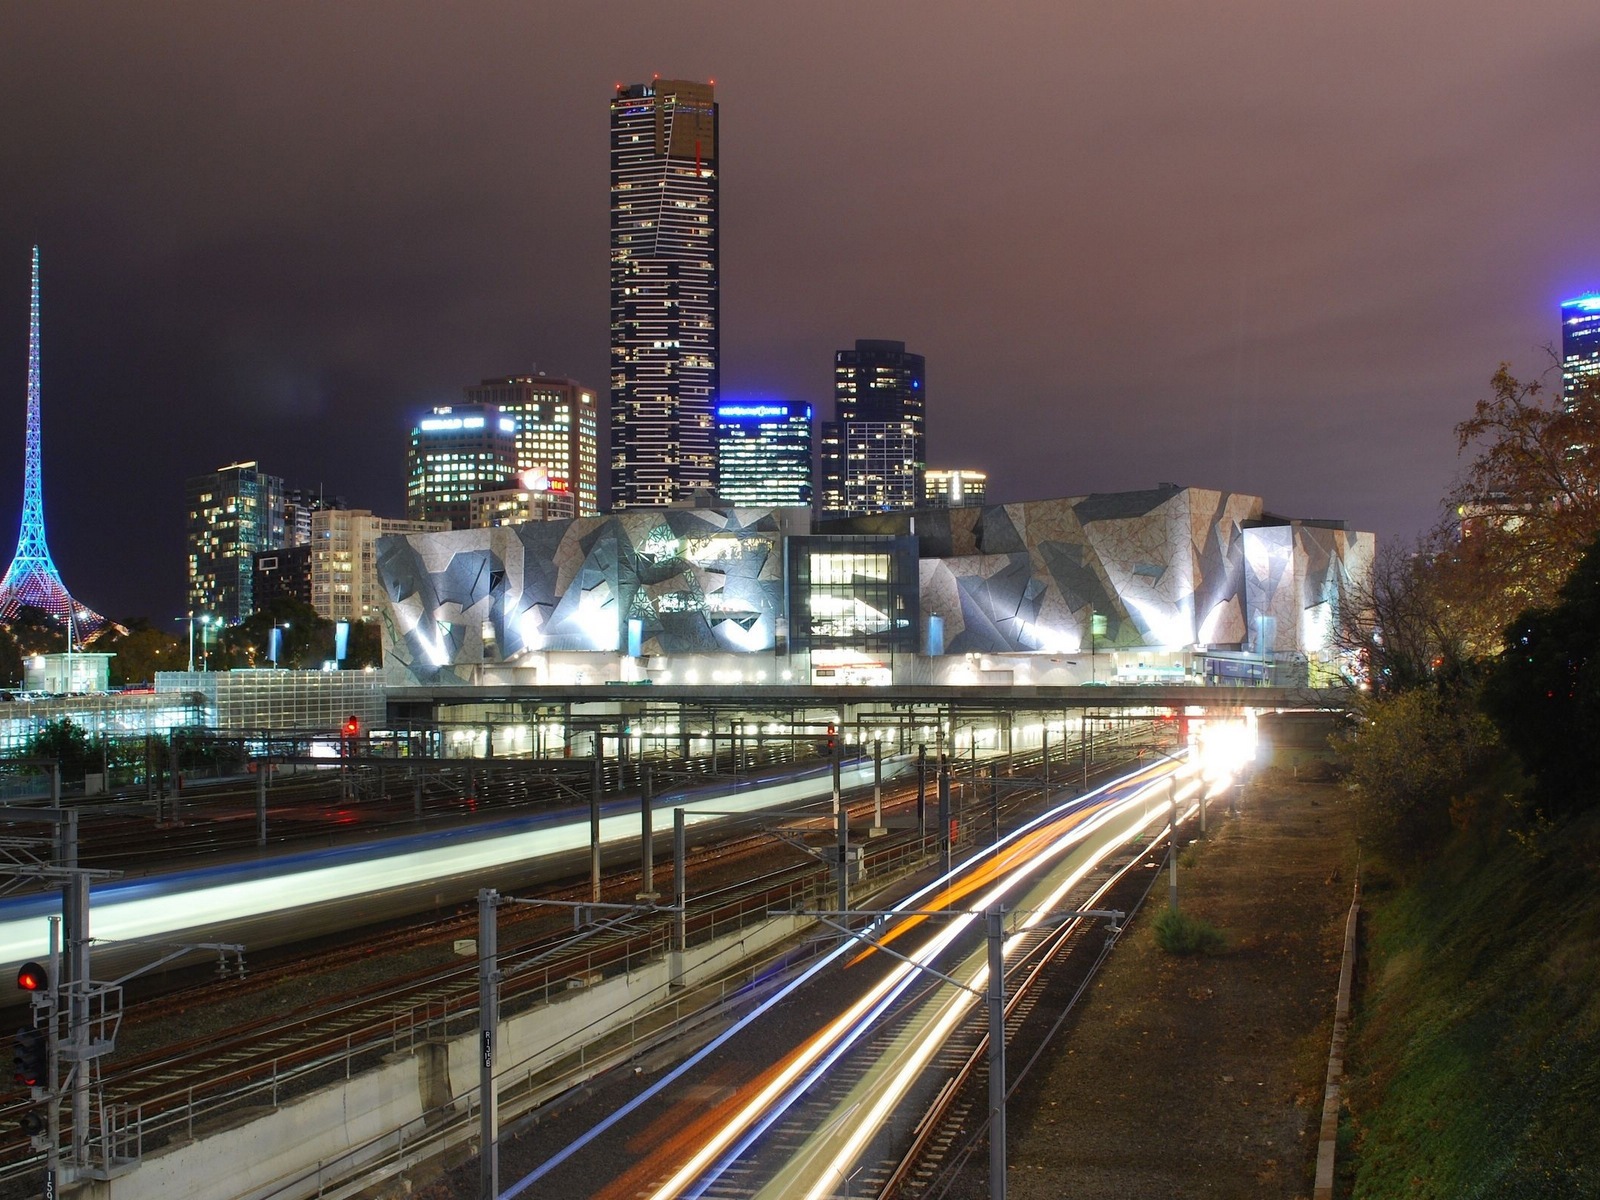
[2,2,1598,621]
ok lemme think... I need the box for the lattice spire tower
[0,247,105,640]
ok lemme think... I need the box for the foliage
[1151,907,1226,955]
[96,618,187,686]
[1347,806,1600,1198]
[1333,536,1477,695]
[1481,530,1600,817]
[213,599,383,670]
[21,717,95,782]
[4,604,66,656]
[0,623,21,688]
[1442,365,1600,655]
[1335,687,1498,861]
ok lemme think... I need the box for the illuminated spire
[0,247,105,640]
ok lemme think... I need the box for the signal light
[15,962,46,994]
[826,723,837,754]
[343,716,360,738]
[19,1108,43,1137]
[12,1027,46,1088]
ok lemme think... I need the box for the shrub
[1152,907,1227,955]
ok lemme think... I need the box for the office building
[610,79,719,509]
[463,376,599,515]
[186,461,285,624]
[405,404,517,528]
[469,476,580,528]
[924,469,988,508]
[715,400,813,508]
[311,509,447,623]
[820,339,926,515]
[254,544,313,608]
[1561,293,1600,409]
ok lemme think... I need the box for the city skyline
[2,4,1598,621]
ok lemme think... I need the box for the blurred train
[1,755,912,985]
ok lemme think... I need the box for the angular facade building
[715,400,813,508]
[821,340,926,516]
[610,79,720,509]
[375,485,1372,688]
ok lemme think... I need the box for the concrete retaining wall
[75,915,809,1200]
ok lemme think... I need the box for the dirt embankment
[973,775,1358,1200]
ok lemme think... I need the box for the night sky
[2,2,1598,623]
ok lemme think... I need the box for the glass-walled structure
[785,535,919,684]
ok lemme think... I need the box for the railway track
[0,725,1167,1192]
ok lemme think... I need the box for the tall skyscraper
[463,375,600,515]
[820,339,927,516]
[610,79,719,509]
[716,400,814,508]
[0,248,105,637]
[1561,293,1600,408]
[405,403,517,528]
[186,460,285,624]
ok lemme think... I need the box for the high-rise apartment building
[820,339,926,516]
[185,460,285,623]
[1562,293,1600,409]
[715,401,813,508]
[610,79,719,509]
[463,376,600,515]
[311,509,447,623]
[282,487,346,548]
[924,468,988,508]
[405,404,517,528]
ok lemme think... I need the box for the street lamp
[200,614,214,671]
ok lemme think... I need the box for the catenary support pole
[1168,777,1179,911]
[256,758,268,847]
[916,744,927,841]
[477,889,500,1200]
[938,758,952,876]
[639,765,655,899]
[988,904,1008,1200]
[590,755,602,903]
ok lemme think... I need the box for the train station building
[374,485,1374,691]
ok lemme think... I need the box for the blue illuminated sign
[1562,294,1600,314]
[717,403,795,421]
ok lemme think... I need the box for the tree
[4,604,66,656]
[22,718,95,783]
[217,597,332,669]
[1444,365,1600,653]
[0,623,21,688]
[96,619,186,686]
[1336,688,1498,861]
[1333,535,1475,695]
[1481,529,1600,816]
[347,620,383,669]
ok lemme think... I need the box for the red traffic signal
[15,962,46,994]
[343,716,360,738]
[12,1027,46,1088]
